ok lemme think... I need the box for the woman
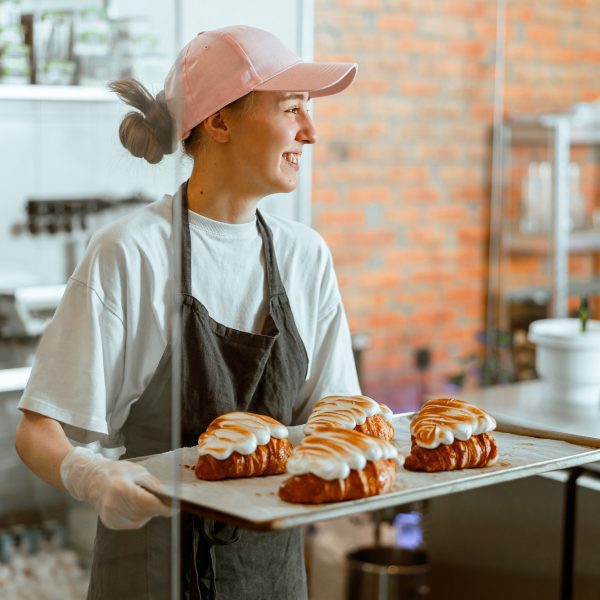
[15,25,360,599]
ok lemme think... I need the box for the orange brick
[410,269,455,284]
[407,227,448,245]
[358,271,402,289]
[386,165,431,183]
[311,188,339,205]
[426,205,471,222]
[352,79,392,94]
[441,1,489,19]
[317,210,366,227]
[376,15,417,32]
[367,312,407,331]
[439,166,483,185]
[449,185,486,203]
[396,38,444,55]
[347,187,393,205]
[383,207,421,226]
[525,25,559,45]
[448,40,488,60]
[400,80,441,97]
[354,230,397,247]
[400,186,441,202]
[457,226,488,243]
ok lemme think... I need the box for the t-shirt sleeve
[18,276,126,440]
[292,245,361,424]
[293,302,361,425]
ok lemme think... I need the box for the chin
[268,177,297,195]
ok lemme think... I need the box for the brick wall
[312,0,600,410]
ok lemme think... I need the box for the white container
[528,318,600,407]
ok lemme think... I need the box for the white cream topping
[287,427,401,481]
[304,394,393,435]
[410,398,496,449]
[197,412,288,460]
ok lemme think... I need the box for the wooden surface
[137,414,600,531]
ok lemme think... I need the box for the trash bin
[346,547,429,600]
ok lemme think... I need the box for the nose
[296,111,317,145]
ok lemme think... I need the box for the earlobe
[203,111,230,143]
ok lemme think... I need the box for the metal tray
[137,414,600,531]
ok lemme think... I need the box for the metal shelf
[504,279,600,303]
[0,84,115,102]
[506,229,600,254]
[508,116,600,146]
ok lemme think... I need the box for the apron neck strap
[174,182,285,298]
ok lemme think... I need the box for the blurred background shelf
[505,230,600,254]
[0,84,114,101]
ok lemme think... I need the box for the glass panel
[1,1,181,597]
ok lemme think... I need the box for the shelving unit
[486,114,600,381]
[0,84,115,102]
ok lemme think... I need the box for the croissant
[194,412,291,480]
[279,427,400,504]
[195,437,291,480]
[404,397,499,472]
[279,458,397,504]
[403,432,499,472]
[305,395,394,441]
[355,414,394,440]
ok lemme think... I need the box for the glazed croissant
[279,427,400,504]
[403,432,498,472]
[195,412,291,480]
[403,398,499,473]
[279,458,397,504]
[304,395,394,441]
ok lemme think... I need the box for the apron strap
[191,517,241,599]
[255,209,284,298]
[176,184,282,300]
[176,182,193,296]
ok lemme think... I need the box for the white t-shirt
[19,194,360,451]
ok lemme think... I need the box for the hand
[60,447,174,530]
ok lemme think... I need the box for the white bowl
[528,318,600,407]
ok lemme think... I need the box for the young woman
[15,25,359,599]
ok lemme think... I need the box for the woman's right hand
[60,447,174,530]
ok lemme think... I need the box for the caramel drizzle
[410,398,496,449]
[197,412,287,458]
[287,427,399,479]
[305,394,392,434]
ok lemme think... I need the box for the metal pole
[550,118,570,317]
[484,0,507,384]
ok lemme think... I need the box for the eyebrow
[279,93,310,102]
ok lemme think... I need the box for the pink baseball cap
[163,25,358,140]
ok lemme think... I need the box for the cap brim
[254,62,357,97]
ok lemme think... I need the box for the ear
[202,111,230,143]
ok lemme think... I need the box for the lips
[283,152,300,166]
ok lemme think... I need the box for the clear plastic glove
[60,447,174,530]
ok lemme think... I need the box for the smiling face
[223,91,317,196]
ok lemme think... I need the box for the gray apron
[87,182,309,599]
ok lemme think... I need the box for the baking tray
[136,414,600,531]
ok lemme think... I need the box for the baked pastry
[279,428,401,504]
[304,395,394,440]
[403,398,499,472]
[195,412,291,480]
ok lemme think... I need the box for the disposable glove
[60,446,174,530]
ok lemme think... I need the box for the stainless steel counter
[459,379,600,439]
